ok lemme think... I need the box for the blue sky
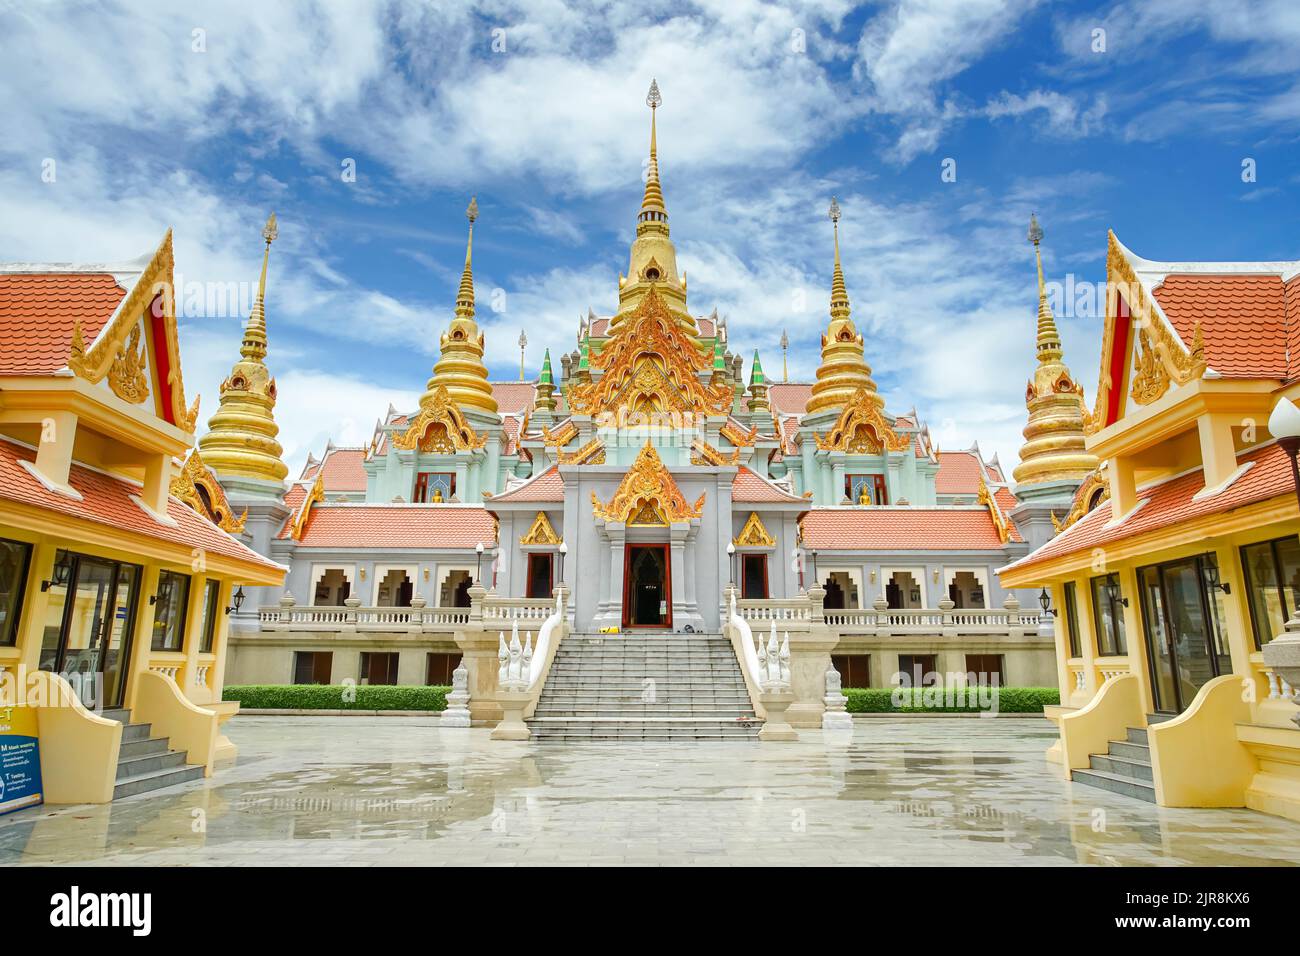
[1,0,1297,475]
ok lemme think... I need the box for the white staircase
[528,632,761,741]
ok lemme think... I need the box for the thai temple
[20,81,1300,815]
[197,83,1076,738]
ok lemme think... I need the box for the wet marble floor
[3,716,1300,866]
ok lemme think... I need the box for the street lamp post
[475,541,485,585]
[1263,397,1300,726]
[558,540,567,583]
[726,541,736,589]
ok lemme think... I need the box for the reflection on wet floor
[2,716,1299,865]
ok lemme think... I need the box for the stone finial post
[277,590,295,631]
[468,584,487,624]
[807,584,826,623]
[343,595,360,633]
[874,596,891,636]
[1004,593,1023,639]
[939,598,957,638]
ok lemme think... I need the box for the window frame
[198,579,221,654]
[1089,572,1128,657]
[151,569,192,652]
[1062,581,1082,659]
[845,473,889,505]
[0,537,33,648]
[1240,536,1299,651]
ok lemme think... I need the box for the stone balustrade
[800,594,1037,638]
[259,593,478,633]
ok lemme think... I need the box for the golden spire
[613,79,692,330]
[807,197,881,416]
[419,198,498,415]
[638,79,667,233]
[198,212,288,484]
[1013,214,1098,490]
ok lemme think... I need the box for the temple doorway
[623,544,671,628]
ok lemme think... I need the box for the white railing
[259,603,470,632]
[737,600,811,623]
[528,591,565,689]
[822,602,1038,637]
[484,598,555,623]
[728,591,789,692]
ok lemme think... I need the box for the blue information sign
[0,706,43,815]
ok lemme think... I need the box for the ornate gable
[733,512,775,549]
[977,475,1011,545]
[590,441,705,524]
[392,384,489,452]
[568,289,732,417]
[68,230,199,431]
[814,386,910,453]
[520,510,561,545]
[170,450,247,534]
[290,473,325,541]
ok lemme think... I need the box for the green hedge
[842,686,1059,714]
[223,684,450,711]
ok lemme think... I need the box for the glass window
[1062,581,1081,659]
[198,580,221,654]
[151,570,191,651]
[1241,537,1300,650]
[1090,572,1128,656]
[0,538,32,647]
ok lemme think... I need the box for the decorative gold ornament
[541,420,579,447]
[520,510,561,546]
[1051,469,1110,533]
[814,387,910,453]
[558,437,605,465]
[720,421,758,447]
[107,323,150,404]
[690,438,740,466]
[393,385,488,452]
[169,451,247,534]
[570,289,731,416]
[977,475,1011,545]
[733,512,775,549]
[290,473,325,541]
[590,441,704,525]
[1129,325,1170,405]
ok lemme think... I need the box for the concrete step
[1125,726,1152,745]
[117,736,172,759]
[1087,753,1154,783]
[112,764,205,800]
[1071,768,1157,802]
[116,749,188,781]
[534,708,756,717]
[1105,739,1150,761]
[1146,712,1176,725]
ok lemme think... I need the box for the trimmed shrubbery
[223,684,450,711]
[842,686,1059,714]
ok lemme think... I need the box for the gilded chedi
[1012,215,1098,489]
[198,213,289,483]
[807,198,881,415]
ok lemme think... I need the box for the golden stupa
[1012,214,1098,488]
[198,213,289,484]
[420,197,498,416]
[806,197,881,415]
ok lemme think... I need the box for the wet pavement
[3,715,1300,865]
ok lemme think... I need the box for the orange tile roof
[491,382,536,413]
[318,447,368,492]
[801,508,1010,550]
[295,505,497,548]
[1004,442,1293,574]
[1152,274,1293,378]
[0,273,127,375]
[935,451,987,495]
[769,383,813,417]
[486,465,565,503]
[0,439,280,571]
[732,467,805,503]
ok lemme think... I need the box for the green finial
[750,349,766,385]
[712,337,725,370]
[540,348,553,384]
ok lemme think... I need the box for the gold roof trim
[393,385,489,452]
[977,475,1011,545]
[520,510,561,546]
[1087,231,1206,434]
[690,438,740,466]
[590,442,704,525]
[558,437,605,465]
[169,451,247,534]
[290,473,325,541]
[720,421,758,447]
[541,420,578,447]
[814,387,910,453]
[1051,469,1111,533]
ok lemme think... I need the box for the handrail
[728,591,766,691]
[528,591,565,689]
